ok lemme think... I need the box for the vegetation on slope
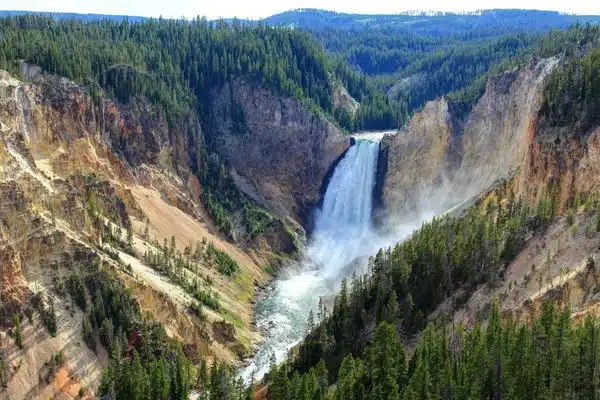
[289,183,556,376]
[541,47,600,130]
[300,17,600,122]
[268,301,600,400]
[0,15,398,132]
[259,185,600,400]
[265,9,600,36]
[448,24,600,120]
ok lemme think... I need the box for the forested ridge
[541,47,600,130]
[268,303,600,400]
[0,14,405,132]
[1,13,597,133]
[291,182,556,375]
[286,11,600,121]
[265,9,600,35]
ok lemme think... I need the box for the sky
[2,0,600,20]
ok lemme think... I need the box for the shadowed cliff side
[209,80,350,226]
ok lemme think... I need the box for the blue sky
[2,0,599,19]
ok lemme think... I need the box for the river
[239,135,416,381]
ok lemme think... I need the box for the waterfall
[308,139,380,278]
[240,138,381,381]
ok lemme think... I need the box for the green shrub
[206,242,239,276]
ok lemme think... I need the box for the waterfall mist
[240,138,425,382]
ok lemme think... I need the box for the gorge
[242,138,382,380]
[242,136,427,380]
[2,12,600,400]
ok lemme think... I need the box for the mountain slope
[0,64,304,397]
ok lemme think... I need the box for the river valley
[241,136,422,380]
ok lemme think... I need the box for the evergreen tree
[149,359,170,400]
[13,313,23,349]
[0,356,8,388]
[369,322,405,400]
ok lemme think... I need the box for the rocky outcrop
[520,114,600,211]
[332,81,359,117]
[25,72,203,180]
[454,58,558,196]
[380,98,457,216]
[381,57,559,218]
[0,244,27,324]
[209,80,350,224]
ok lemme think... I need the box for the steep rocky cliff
[209,80,350,226]
[378,98,457,217]
[379,54,600,330]
[0,66,349,397]
[519,107,600,211]
[380,57,559,219]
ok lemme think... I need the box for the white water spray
[308,140,380,278]
[240,139,395,381]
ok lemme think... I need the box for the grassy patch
[221,310,244,329]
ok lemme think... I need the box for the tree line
[268,301,600,400]
[541,46,600,131]
[0,14,400,132]
[291,183,562,379]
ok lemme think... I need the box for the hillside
[270,10,600,129]
[0,58,350,400]
[0,64,273,397]
[265,9,600,33]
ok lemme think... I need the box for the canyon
[2,48,600,399]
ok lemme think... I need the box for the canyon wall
[0,67,349,397]
[380,57,560,219]
[210,80,350,224]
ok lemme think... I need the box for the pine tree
[82,316,96,352]
[170,236,177,257]
[0,358,6,388]
[172,346,190,400]
[370,322,405,400]
[143,218,150,240]
[13,313,23,349]
[128,350,150,399]
[150,359,170,400]
[314,360,329,399]
[382,290,400,323]
[100,318,114,351]
[126,226,133,251]
[334,355,357,400]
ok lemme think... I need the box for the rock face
[209,80,350,224]
[0,67,351,397]
[455,58,558,196]
[520,112,600,211]
[381,57,559,218]
[24,71,203,181]
[380,98,457,216]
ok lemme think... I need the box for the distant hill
[0,10,147,22]
[264,9,600,35]
[2,9,599,33]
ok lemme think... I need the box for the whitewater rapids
[240,139,405,381]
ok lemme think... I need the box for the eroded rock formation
[210,80,350,223]
[381,57,560,219]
